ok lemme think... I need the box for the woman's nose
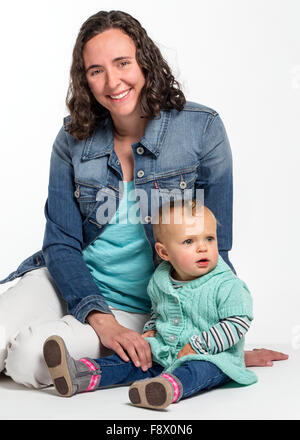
[106,69,121,90]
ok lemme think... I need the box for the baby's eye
[183,239,193,245]
[206,236,215,242]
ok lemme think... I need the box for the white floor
[0,343,298,420]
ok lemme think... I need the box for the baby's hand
[142,330,156,338]
[177,342,197,359]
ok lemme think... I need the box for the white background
[0,0,299,349]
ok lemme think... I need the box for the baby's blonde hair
[153,199,216,243]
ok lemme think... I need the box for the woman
[0,10,287,388]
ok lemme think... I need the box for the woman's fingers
[253,348,289,360]
[244,348,289,367]
[145,341,152,368]
[88,313,153,370]
[138,339,152,370]
[123,342,141,368]
[118,333,152,371]
[111,341,130,363]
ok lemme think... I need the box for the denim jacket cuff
[73,295,114,324]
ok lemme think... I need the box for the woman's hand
[244,348,289,367]
[177,342,197,359]
[87,311,152,371]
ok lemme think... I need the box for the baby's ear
[154,252,163,267]
[155,242,169,261]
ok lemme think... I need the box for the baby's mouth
[196,258,209,267]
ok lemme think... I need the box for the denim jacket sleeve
[196,113,235,273]
[42,126,113,323]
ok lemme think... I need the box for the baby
[43,200,257,409]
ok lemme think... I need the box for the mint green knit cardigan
[146,256,258,386]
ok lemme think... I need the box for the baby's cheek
[211,248,219,265]
[177,252,195,269]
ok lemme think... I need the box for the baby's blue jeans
[93,353,230,400]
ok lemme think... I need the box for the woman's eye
[90,69,103,76]
[119,61,129,67]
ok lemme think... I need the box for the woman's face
[83,28,145,121]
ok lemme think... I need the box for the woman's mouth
[108,88,131,101]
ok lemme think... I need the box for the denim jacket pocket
[155,166,197,191]
[74,180,99,218]
[154,167,198,206]
[145,167,198,219]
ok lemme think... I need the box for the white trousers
[0,267,149,389]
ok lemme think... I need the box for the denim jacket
[0,101,234,323]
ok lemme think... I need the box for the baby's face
[156,209,219,281]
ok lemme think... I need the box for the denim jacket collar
[80,110,171,161]
[140,111,171,157]
[81,116,114,161]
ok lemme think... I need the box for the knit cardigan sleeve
[216,278,253,320]
[190,278,254,355]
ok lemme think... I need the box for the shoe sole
[128,377,173,410]
[43,335,74,397]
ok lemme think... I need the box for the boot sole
[128,377,173,410]
[43,335,74,397]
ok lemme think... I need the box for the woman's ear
[154,241,169,261]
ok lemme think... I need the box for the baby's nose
[197,241,207,251]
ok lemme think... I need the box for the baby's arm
[190,315,252,355]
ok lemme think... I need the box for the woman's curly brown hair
[66,10,186,140]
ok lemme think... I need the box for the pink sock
[161,373,180,403]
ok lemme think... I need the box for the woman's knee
[5,325,51,389]
[4,316,100,388]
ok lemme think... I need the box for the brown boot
[129,376,175,410]
[43,335,101,397]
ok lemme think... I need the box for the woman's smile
[108,88,132,100]
[83,29,145,122]
[107,87,132,102]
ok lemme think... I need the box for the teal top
[82,180,154,313]
[146,256,258,385]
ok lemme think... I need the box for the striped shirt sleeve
[190,315,252,355]
[143,308,158,332]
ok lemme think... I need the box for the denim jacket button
[74,185,80,198]
[179,181,187,189]
[144,215,152,223]
[136,146,144,155]
[137,170,144,178]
